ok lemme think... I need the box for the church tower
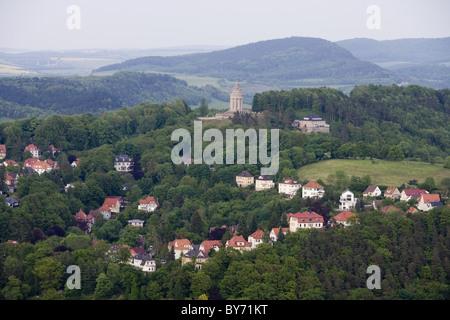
[229,81,244,112]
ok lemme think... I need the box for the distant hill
[336,37,450,89]
[0,72,228,119]
[93,37,397,89]
[336,37,450,64]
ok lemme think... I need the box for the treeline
[252,84,450,162]
[0,72,227,119]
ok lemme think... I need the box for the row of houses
[236,171,302,197]
[0,144,60,161]
[167,209,358,269]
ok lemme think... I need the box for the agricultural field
[297,159,450,187]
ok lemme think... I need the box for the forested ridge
[0,71,227,119]
[0,83,449,301]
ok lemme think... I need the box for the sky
[0,0,449,51]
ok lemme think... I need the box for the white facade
[339,189,356,211]
[278,178,301,197]
[255,175,275,191]
[301,181,325,199]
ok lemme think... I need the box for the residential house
[5,197,19,207]
[5,172,18,193]
[406,207,418,214]
[102,197,122,214]
[199,240,223,255]
[417,194,442,212]
[286,211,324,232]
[381,206,401,213]
[138,196,159,212]
[74,210,95,232]
[384,186,401,200]
[97,205,112,220]
[168,238,194,259]
[48,145,60,157]
[269,227,289,242]
[339,189,356,211]
[0,145,6,160]
[255,175,275,191]
[400,189,429,201]
[181,245,210,269]
[128,219,145,227]
[331,211,358,227]
[23,158,39,168]
[71,158,80,168]
[363,185,382,199]
[302,180,325,199]
[45,159,59,171]
[31,161,52,175]
[114,154,133,173]
[25,144,40,158]
[130,247,146,257]
[278,177,301,198]
[235,170,254,187]
[225,235,252,252]
[130,253,156,272]
[2,160,19,167]
[248,230,265,249]
[292,115,330,133]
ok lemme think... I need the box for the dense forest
[251,84,450,163]
[0,83,449,300]
[0,72,228,119]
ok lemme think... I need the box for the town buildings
[278,177,301,198]
[236,170,254,188]
[255,175,275,191]
[114,154,133,173]
[302,180,325,199]
[286,211,324,231]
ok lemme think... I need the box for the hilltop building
[198,81,255,120]
[292,115,330,133]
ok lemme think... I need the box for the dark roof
[237,170,253,177]
[115,154,133,162]
[256,175,272,180]
[303,114,323,121]
[183,245,210,259]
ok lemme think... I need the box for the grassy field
[297,159,450,187]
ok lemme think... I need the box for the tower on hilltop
[229,81,244,112]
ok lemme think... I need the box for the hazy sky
[0,0,449,51]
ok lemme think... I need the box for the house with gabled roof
[181,245,210,269]
[130,252,156,272]
[168,238,194,259]
[417,194,442,212]
[138,196,159,212]
[302,180,325,199]
[286,211,324,231]
[400,189,428,201]
[339,189,356,211]
[363,185,381,199]
[199,240,222,255]
[225,235,252,252]
[31,160,52,175]
[102,197,122,214]
[331,211,358,227]
[384,186,401,200]
[128,219,144,228]
[269,227,289,242]
[25,144,40,158]
[248,230,265,249]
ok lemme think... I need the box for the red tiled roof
[402,189,428,196]
[226,235,251,248]
[271,227,289,237]
[25,144,39,151]
[168,238,192,249]
[248,229,264,240]
[333,211,357,222]
[103,198,120,208]
[384,186,400,195]
[286,211,324,223]
[139,196,159,205]
[75,210,87,220]
[200,240,223,254]
[302,180,324,189]
[419,194,440,203]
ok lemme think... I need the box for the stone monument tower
[229,81,244,112]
